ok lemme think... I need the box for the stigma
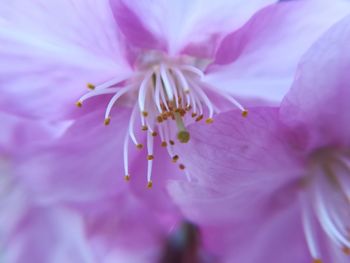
[76,51,247,187]
[300,148,350,262]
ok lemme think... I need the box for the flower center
[76,51,247,187]
[300,148,350,262]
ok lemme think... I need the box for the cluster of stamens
[76,53,247,188]
[301,149,350,263]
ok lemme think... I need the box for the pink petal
[111,0,276,56]
[0,0,131,120]
[0,112,69,154]
[127,142,184,216]
[82,194,171,262]
[222,202,310,263]
[0,0,125,57]
[206,1,350,103]
[281,15,350,148]
[18,108,132,203]
[168,108,303,224]
[109,0,165,52]
[3,206,94,263]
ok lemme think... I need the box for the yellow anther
[124,175,130,181]
[185,105,192,111]
[142,125,148,131]
[172,155,179,163]
[191,113,197,118]
[205,118,214,124]
[177,131,190,143]
[147,155,154,161]
[104,117,111,126]
[147,181,153,188]
[157,116,163,123]
[169,140,175,146]
[76,101,83,108]
[151,131,158,137]
[313,259,322,263]
[87,83,95,90]
[179,164,186,170]
[161,141,167,147]
[242,110,248,117]
[195,115,203,122]
[136,144,143,150]
[142,111,148,117]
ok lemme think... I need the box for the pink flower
[1,0,347,190]
[1,1,350,262]
[168,14,350,263]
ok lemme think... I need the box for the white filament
[77,54,245,186]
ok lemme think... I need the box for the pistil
[174,112,190,143]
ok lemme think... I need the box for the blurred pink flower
[168,14,350,263]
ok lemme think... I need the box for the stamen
[138,71,153,113]
[314,181,350,248]
[104,117,111,126]
[78,52,249,189]
[189,90,197,114]
[195,115,204,122]
[161,123,176,157]
[87,83,95,90]
[242,110,249,117]
[172,67,191,94]
[190,80,215,119]
[146,130,154,185]
[192,90,203,116]
[180,65,205,79]
[160,64,174,101]
[206,118,214,124]
[93,76,124,91]
[123,132,130,179]
[78,87,120,102]
[205,84,247,113]
[128,104,142,147]
[302,151,350,260]
[153,72,163,113]
[165,68,180,108]
[172,155,179,163]
[300,193,322,261]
